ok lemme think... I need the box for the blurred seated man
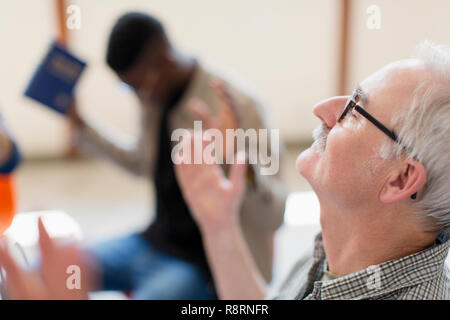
[69,12,286,299]
[174,41,450,300]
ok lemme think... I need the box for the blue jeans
[86,233,216,300]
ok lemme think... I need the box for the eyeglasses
[338,89,398,142]
[338,89,417,200]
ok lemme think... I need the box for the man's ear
[379,160,427,204]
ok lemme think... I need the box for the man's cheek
[323,134,359,177]
[323,131,344,158]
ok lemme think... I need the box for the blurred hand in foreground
[0,217,92,300]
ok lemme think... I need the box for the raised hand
[174,132,247,234]
[189,78,239,162]
[174,133,267,300]
[0,217,91,300]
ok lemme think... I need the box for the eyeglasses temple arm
[354,105,398,142]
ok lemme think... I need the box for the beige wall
[70,0,339,144]
[0,0,70,157]
[1,1,450,157]
[347,0,450,91]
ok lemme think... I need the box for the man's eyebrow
[355,84,369,106]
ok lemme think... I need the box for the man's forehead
[355,84,369,106]
[356,60,429,111]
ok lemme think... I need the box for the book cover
[24,42,87,115]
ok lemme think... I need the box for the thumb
[229,151,247,196]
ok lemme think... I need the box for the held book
[24,42,87,115]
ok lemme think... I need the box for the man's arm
[232,94,287,282]
[174,133,267,300]
[201,218,267,300]
[68,104,154,177]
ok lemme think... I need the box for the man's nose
[313,96,348,128]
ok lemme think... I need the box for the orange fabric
[0,174,16,235]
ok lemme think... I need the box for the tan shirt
[76,61,288,281]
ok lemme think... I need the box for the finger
[209,80,239,125]
[180,131,195,164]
[38,217,55,260]
[176,153,226,207]
[174,133,195,187]
[210,79,234,109]
[0,238,29,296]
[229,151,248,197]
[203,131,225,164]
[209,77,222,89]
[189,98,214,129]
[209,78,230,99]
[175,135,224,189]
[0,238,18,276]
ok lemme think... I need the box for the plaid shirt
[274,232,450,300]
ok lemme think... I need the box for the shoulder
[378,266,450,300]
[198,60,271,125]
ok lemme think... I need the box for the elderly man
[0,42,449,300]
[174,41,450,300]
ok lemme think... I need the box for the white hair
[380,41,450,235]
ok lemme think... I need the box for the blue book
[24,42,87,115]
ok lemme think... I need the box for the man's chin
[296,145,321,178]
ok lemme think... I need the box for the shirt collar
[309,232,450,300]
